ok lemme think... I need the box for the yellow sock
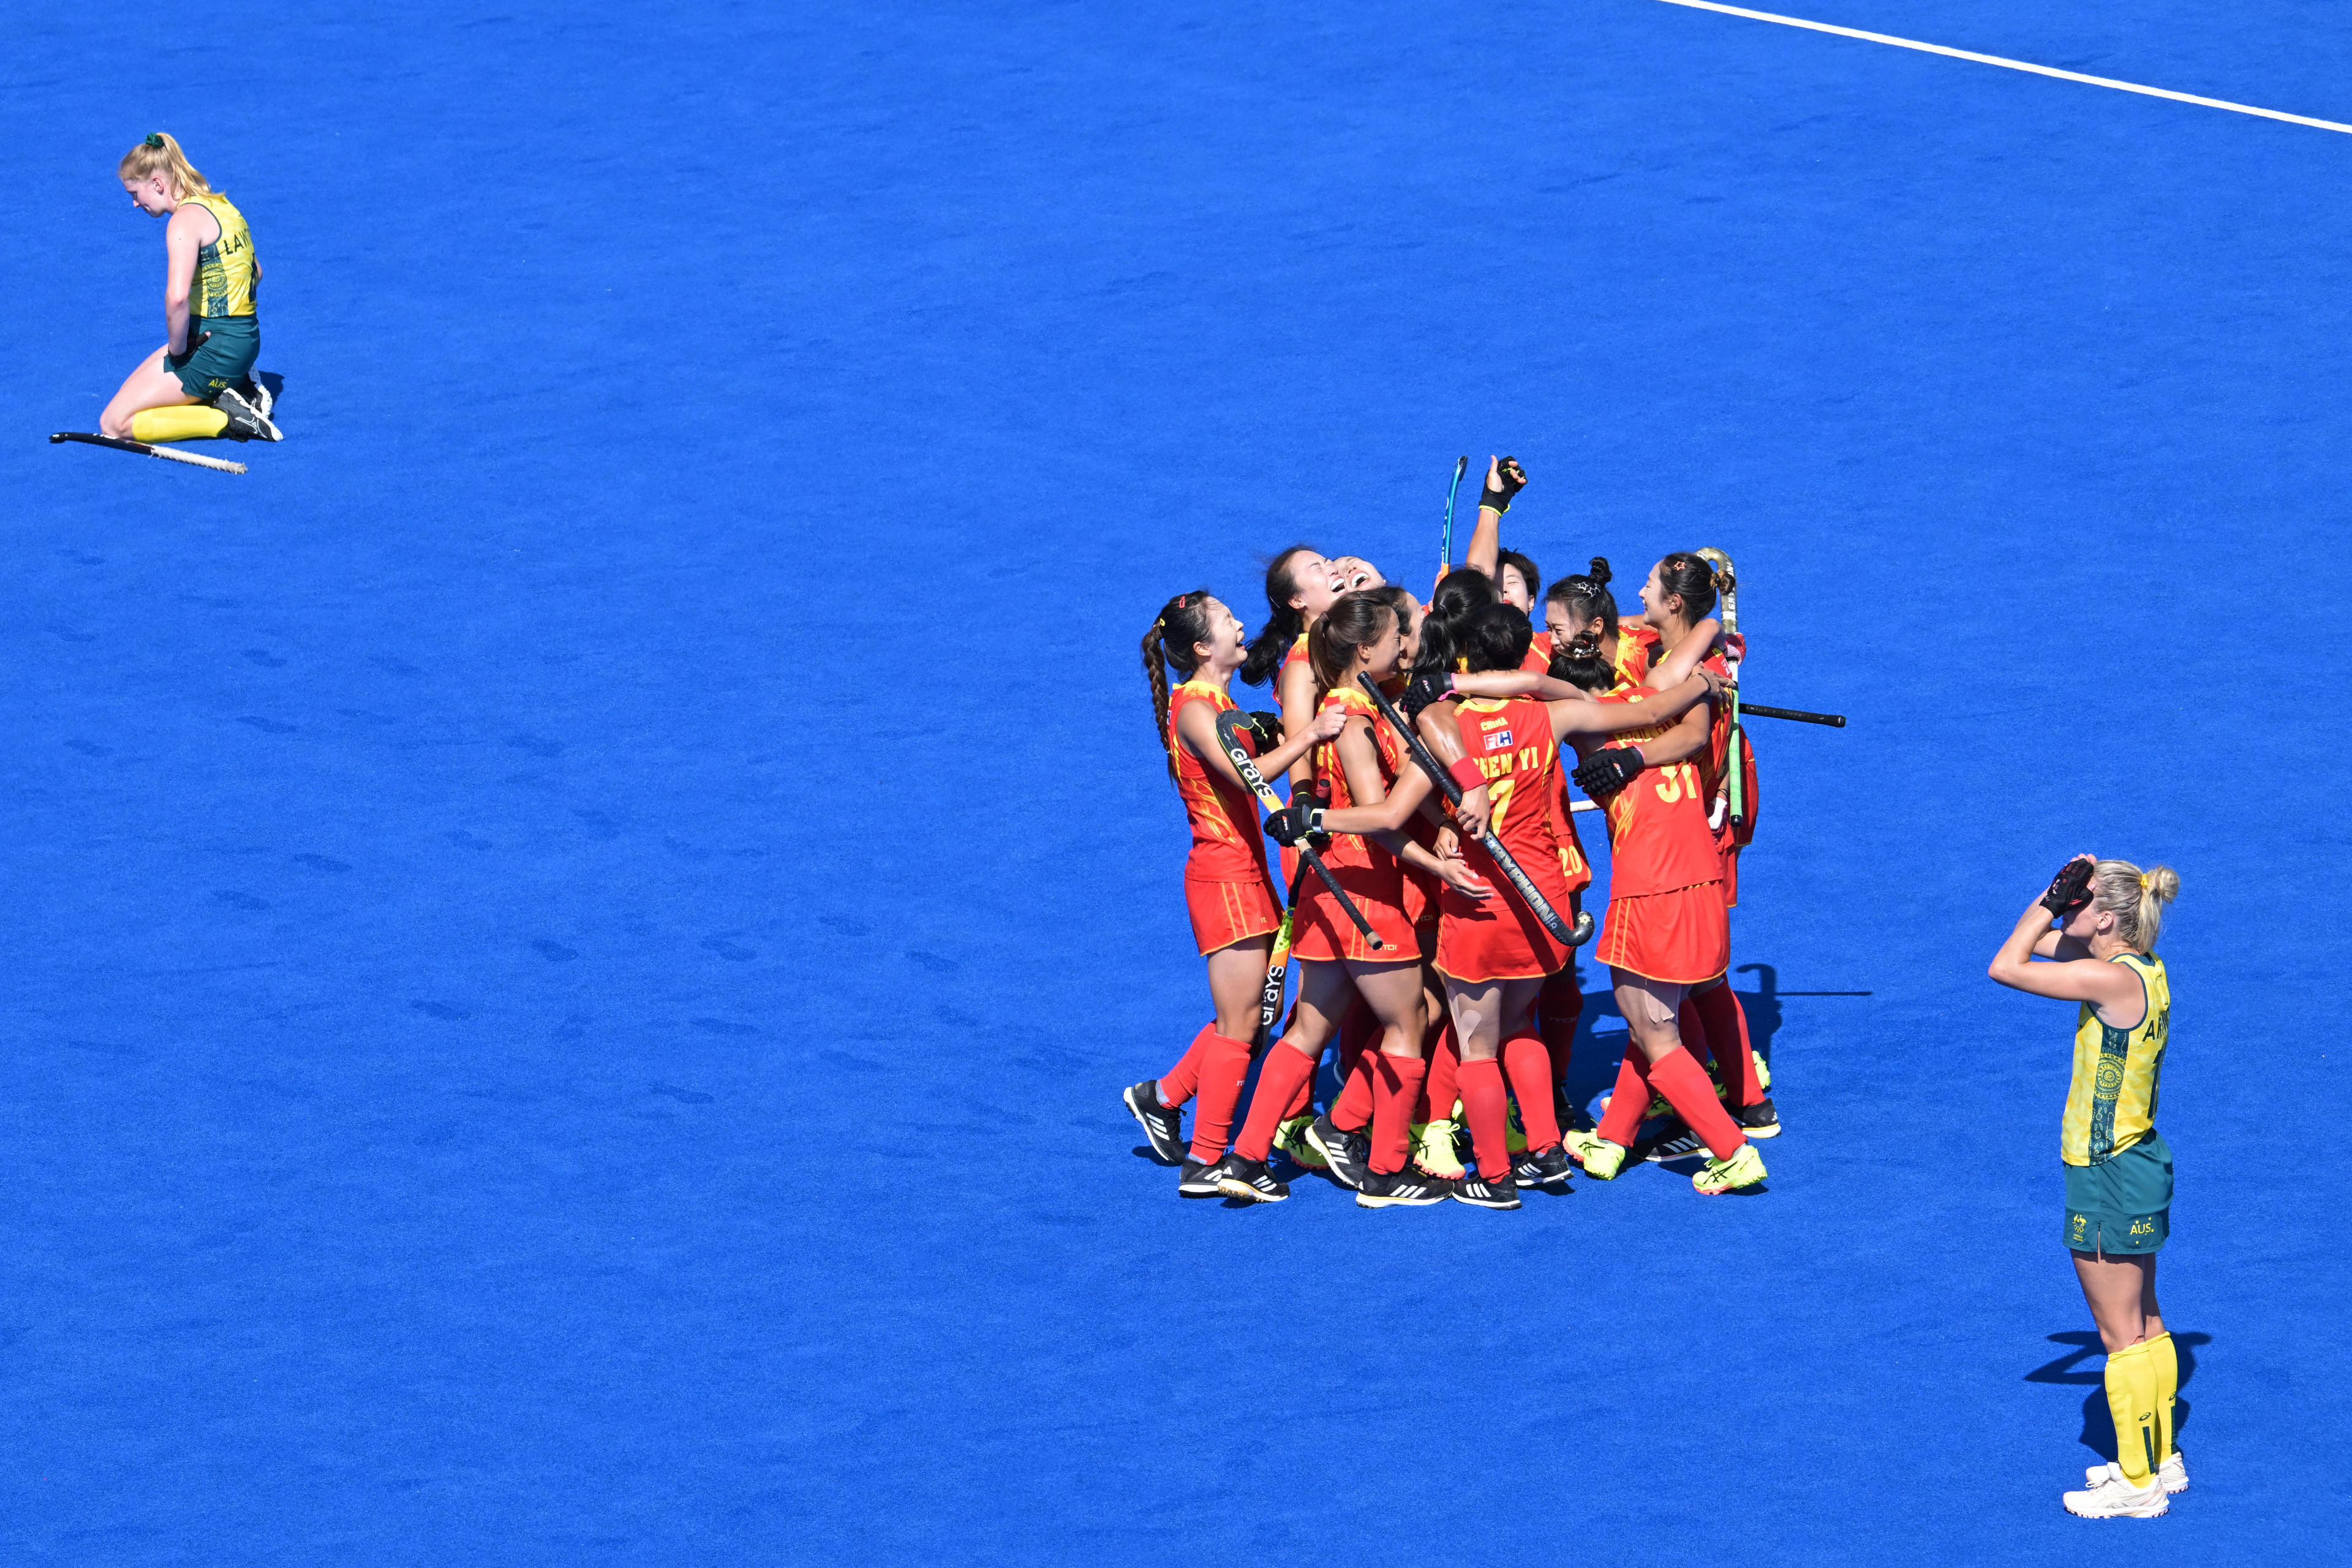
[2104,1341,2157,1485]
[2147,1332,2177,1460]
[129,405,229,442]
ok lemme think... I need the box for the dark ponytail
[1240,544,1320,687]
[1410,568,1499,680]
[1458,602,1534,674]
[1308,590,1398,691]
[1655,551,1719,624]
[1545,556,1620,644]
[1143,590,1213,785]
[1547,629,1617,694]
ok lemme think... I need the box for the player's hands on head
[2040,854,2097,915]
[1574,746,1645,798]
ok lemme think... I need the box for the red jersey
[1589,688,1721,896]
[1521,630,1553,675]
[1310,685,1406,872]
[1167,680,1270,883]
[1615,626,1655,690]
[1445,696,1567,903]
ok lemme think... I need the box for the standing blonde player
[101,134,279,444]
[1989,854,2184,1519]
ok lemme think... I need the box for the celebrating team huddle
[1126,458,1790,1209]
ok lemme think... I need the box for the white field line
[1650,0,2352,135]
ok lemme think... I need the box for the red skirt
[1292,858,1419,963]
[1594,881,1730,985]
[1434,858,1577,984]
[1185,874,1283,956]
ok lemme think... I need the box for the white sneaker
[2087,1450,2187,1495]
[2062,1469,2169,1518]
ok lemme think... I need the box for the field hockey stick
[1740,704,1845,728]
[51,431,247,475]
[1213,709,1384,951]
[1438,456,1467,581]
[1355,673,1589,947]
[1695,547,1744,827]
[1254,869,1307,1045]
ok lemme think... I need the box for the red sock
[1232,1040,1317,1163]
[1539,971,1582,1099]
[1370,1053,1428,1175]
[1157,1021,1216,1107]
[1695,984,1762,1107]
[1501,1035,1561,1150]
[1458,1057,1513,1179]
[1186,1031,1257,1164]
[1332,1045,1376,1131]
[1676,997,1712,1071]
[1417,1019,1461,1123]
[1281,1067,1316,1120]
[1646,1046,1746,1161]
[1597,1049,1652,1147]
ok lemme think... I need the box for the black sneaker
[1644,1123,1707,1163]
[1212,1154,1291,1204]
[1452,1169,1521,1210]
[237,375,273,421]
[1356,1166,1450,1208]
[1512,1144,1574,1189]
[1124,1080,1186,1164]
[213,385,282,442]
[1177,1158,1223,1197]
[1306,1114,1371,1190]
[1734,1098,1781,1139]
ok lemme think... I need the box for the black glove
[1400,671,1454,721]
[1241,710,1283,755]
[2040,857,2095,915]
[165,331,211,369]
[1481,456,1528,513]
[1263,802,1327,849]
[1572,746,1644,798]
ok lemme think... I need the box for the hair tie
[144,133,165,148]
[2138,872,2151,891]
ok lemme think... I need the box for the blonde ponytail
[118,132,213,200]
[2092,859,2179,954]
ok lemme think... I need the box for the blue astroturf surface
[9,0,2351,1561]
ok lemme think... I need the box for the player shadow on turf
[256,371,285,412]
[2027,1330,2205,1461]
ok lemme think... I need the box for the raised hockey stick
[1214,709,1383,951]
[1438,455,1467,582]
[1695,547,1746,827]
[1356,673,1590,948]
[1740,703,1845,728]
[51,431,247,474]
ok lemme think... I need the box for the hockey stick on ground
[1356,673,1591,948]
[51,431,247,475]
[1214,709,1384,952]
[1740,703,1845,728]
[1438,455,1467,582]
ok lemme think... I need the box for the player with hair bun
[103,133,279,444]
[1544,558,1651,692]
[1989,854,2184,1518]
[1124,590,1346,1197]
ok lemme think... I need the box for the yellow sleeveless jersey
[2062,951,2169,1166]
[183,192,258,318]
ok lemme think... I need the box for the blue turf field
[11,1,2350,1560]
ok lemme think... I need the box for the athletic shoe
[2062,1469,2168,1518]
[1512,1144,1574,1189]
[1644,1090,1673,1121]
[1754,1050,1771,1093]
[1355,1167,1450,1208]
[1567,1132,1626,1180]
[1506,1101,1528,1155]
[1124,1080,1185,1164]
[1643,1123,1706,1163]
[212,385,282,442]
[1274,1114,1327,1170]
[1452,1169,1521,1210]
[1306,1114,1371,1191]
[236,375,273,421]
[1411,1118,1466,1179]
[1177,1157,1223,1197]
[1734,1097,1781,1139]
[2087,1451,2188,1495]
[1212,1154,1291,1204]
[1693,1142,1767,1194]
[1555,1096,1596,1137]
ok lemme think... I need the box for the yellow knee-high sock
[129,405,229,442]
[2147,1332,2177,1460]
[2104,1341,2157,1485]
